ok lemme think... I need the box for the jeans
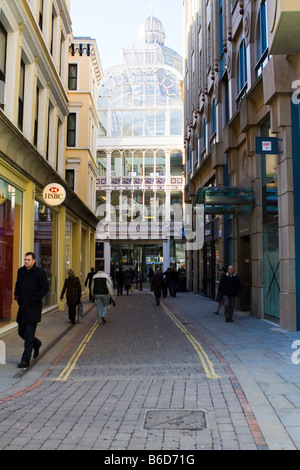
[223,295,236,321]
[18,323,40,363]
[94,294,109,323]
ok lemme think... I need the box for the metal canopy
[193,187,255,214]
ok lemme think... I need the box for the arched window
[111,150,122,176]
[237,39,247,99]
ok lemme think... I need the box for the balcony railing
[96,220,184,240]
[96,176,184,190]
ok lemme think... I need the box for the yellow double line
[55,320,99,382]
[161,303,220,380]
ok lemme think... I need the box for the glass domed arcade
[96,16,185,281]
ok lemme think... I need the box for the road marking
[161,302,220,379]
[54,320,99,382]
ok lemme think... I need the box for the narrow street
[1,290,299,453]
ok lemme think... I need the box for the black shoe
[17,362,29,368]
[33,341,42,359]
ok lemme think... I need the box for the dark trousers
[154,289,161,304]
[68,304,76,324]
[18,323,40,363]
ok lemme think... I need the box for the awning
[193,187,255,215]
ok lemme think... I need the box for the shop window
[34,201,57,308]
[0,179,23,324]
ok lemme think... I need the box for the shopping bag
[77,302,83,319]
[130,285,134,292]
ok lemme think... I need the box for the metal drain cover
[144,410,207,431]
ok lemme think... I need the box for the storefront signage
[255,137,279,155]
[43,183,66,206]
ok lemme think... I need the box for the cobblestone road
[0,290,299,452]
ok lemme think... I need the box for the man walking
[218,265,242,323]
[152,268,164,305]
[91,266,114,324]
[14,252,49,368]
[85,267,95,302]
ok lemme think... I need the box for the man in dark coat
[218,265,242,323]
[14,252,49,368]
[85,267,95,302]
[152,268,164,305]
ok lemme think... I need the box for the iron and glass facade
[96,16,185,280]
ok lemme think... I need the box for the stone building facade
[184,0,300,330]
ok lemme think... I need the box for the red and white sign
[43,183,66,206]
[262,141,272,152]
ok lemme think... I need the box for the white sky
[70,0,184,72]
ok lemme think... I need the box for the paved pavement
[0,290,300,451]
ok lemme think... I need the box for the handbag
[77,302,83,319]
[109,297,116,307]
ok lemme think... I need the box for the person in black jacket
[152,268,164,305]
[60,269,82,325]
[85,267,95,302]
[218,265,242,323]
[14,252,49,368]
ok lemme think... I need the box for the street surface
[0,290,300,454]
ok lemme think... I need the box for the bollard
[0,340,6,364]
[139,278,143,291]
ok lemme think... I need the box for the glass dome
[98,16,183,138]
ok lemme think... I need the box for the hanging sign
[43,183,66,206]
[255,137,279,155]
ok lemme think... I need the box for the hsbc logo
[43,183,66,206]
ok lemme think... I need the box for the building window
[18,59,25,131]
[0,22,7,110]
[38,0,44,30]
[237,39,247,101]
[256,0,269,77]
[67,113,76,147]
[68,64,78,90]
[170,150,182,176]
[66,169,75,190]
[34,86,39,146]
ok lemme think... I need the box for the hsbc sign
[43,183,66,206]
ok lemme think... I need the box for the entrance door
[239,235,251,311]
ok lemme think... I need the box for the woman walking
[60,269,82,324]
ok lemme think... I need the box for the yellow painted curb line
[161,302,220,379]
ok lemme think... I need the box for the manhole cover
[144,410,207,430]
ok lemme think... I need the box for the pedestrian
[148,266,154,291]
[91,267,114,324]
[60,269,82,325]
[162,267,171,297]
[85,267,95,302]
[124,270,132,295]
[214,266,227,314]
[151,268,164,305]
[14,252,49,368]
[218,265,242,323]
[116,267,124,295]
[169,266,179,297]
